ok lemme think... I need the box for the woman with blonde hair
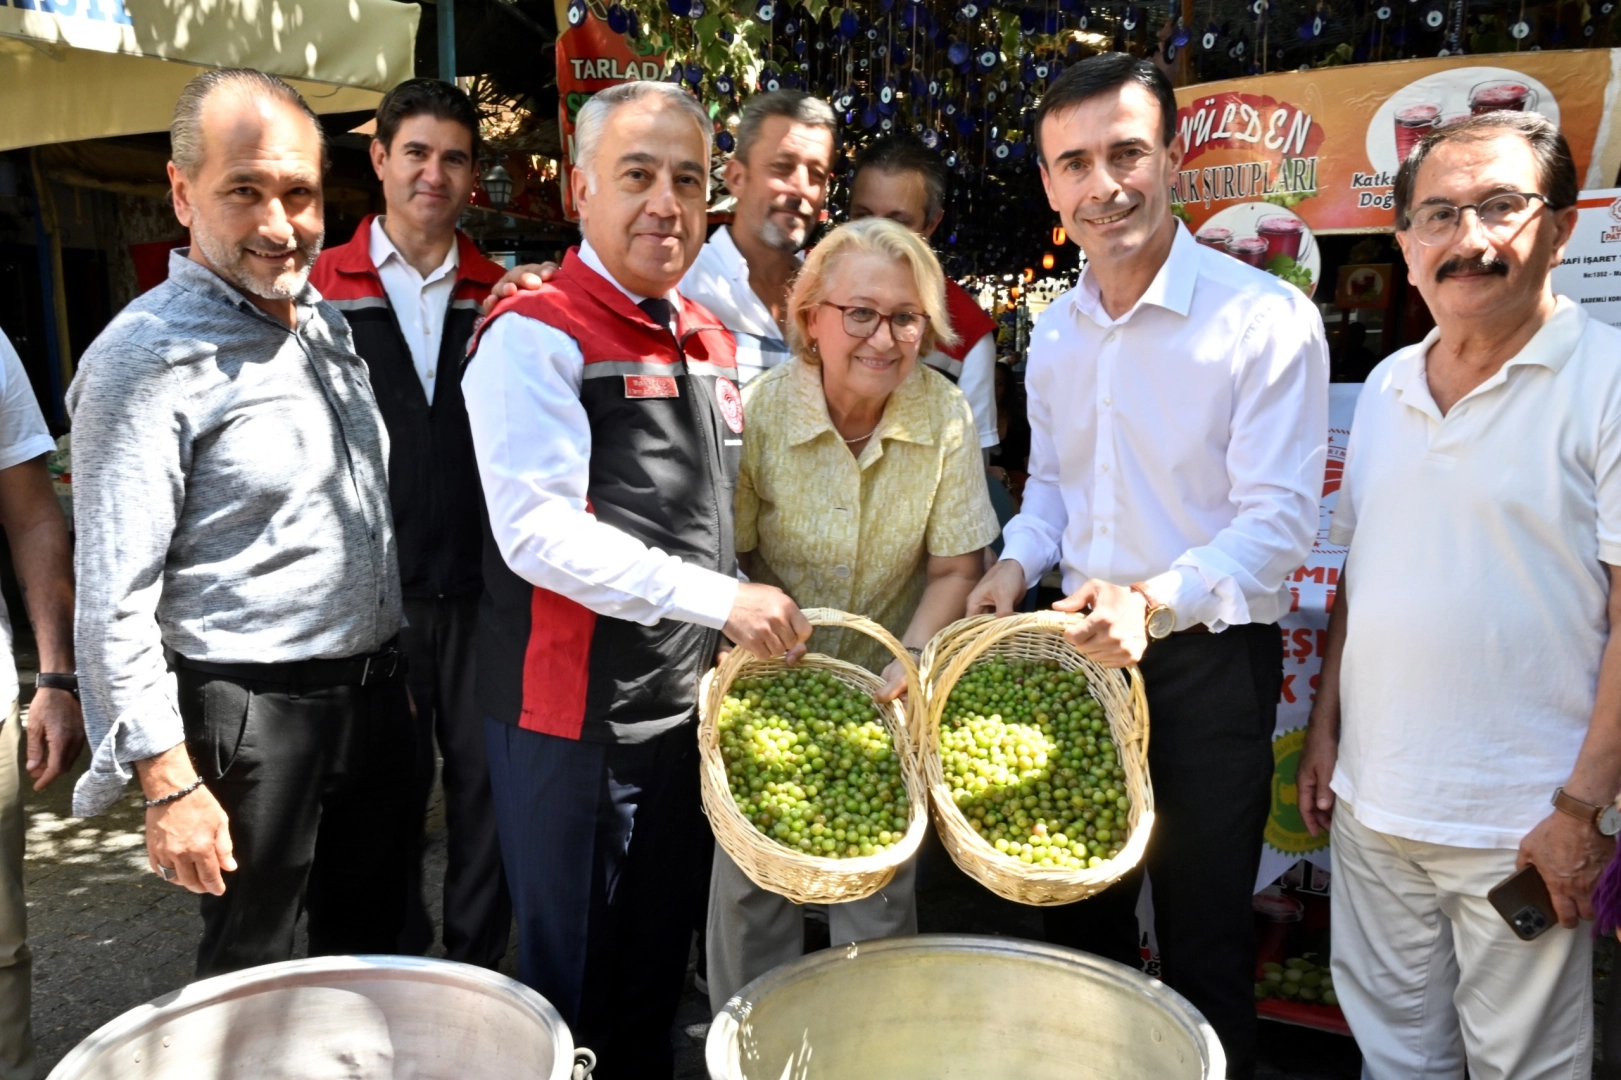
[705,216,1001,1012]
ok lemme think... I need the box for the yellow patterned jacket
[737,356,1002,673]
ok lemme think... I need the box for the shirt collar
[1393,295,1588,416]
[1069,219,1199,327]
[164,247,319,324]
[782,356,939,451]
[577,238,680,307]
[369,216,459,285]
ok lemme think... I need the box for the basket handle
[572,1048,596,1079]
[713,607,924,762]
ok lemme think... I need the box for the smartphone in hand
[1488,865,1557,942]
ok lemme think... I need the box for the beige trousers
[705,845,917,1015]
[1330,808,1592,1080]
[0,704,32,1080]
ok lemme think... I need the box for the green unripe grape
[938,657,1132,868]
[719,670,909,860]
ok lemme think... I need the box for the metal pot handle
[571,1047,597,1079]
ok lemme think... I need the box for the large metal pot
[707,934,1224,1079]
[47,955,594,1080]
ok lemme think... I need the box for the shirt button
[1101,463,1110,473]
[1099,525,1109,534]
[1105,331,1117,343]
[427,369,436,379]
[834,565,851,579]
[1103,397,1112,407]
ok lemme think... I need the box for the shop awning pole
[439,0,457,82]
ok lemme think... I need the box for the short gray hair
[171,68,325,177]
[1393,111,1577,230]
[575,81,712,192]
[734,89,836,165]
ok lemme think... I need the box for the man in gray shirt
[69,68,412,976]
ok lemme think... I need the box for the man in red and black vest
[309,79,509,968]
[849,134,1002,456]
[463,81,811,1080]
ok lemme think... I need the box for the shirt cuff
[998,531,1054,593]
[668,561,741,631]
[1327,521,1355,547]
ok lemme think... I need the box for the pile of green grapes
[716,669,910,859]
[939,656,1129,870]
[1256,956,1338,1006]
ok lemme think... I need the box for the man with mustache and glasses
[68,69,414,977]
[966,53,1328,1078]
[485,89,837,387]
[1295,113,1610,1079]
[310,79,511,971]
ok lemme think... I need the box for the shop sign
[1170,51,1619,296]
[1551,189,1621,330]
[553,0,668,220]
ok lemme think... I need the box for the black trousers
[485,719,713,1080]
[398,596,511,967]
[177,664,417,978]
[1045,623,1281,1079]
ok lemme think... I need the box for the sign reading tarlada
[1171,50,1620,246]
[553,0,668,219]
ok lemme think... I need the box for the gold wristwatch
[1130,583,1176,641]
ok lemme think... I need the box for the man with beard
[484,90,836,387]
[966,53,1327,1078]
[682,89,836,383]
[69,68,413,976]
[1296,113,1608,1078]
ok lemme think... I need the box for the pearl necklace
[842,425,880,444]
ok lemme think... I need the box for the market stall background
[4,0,1621,1058]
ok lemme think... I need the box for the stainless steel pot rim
[47,954,577,1080]
[705,933,1225,1078]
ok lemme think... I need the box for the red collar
[324,213,504,288]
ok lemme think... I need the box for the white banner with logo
[1552,188,1621,330]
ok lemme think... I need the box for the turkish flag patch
[624,375,680,399]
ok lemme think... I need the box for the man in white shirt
[1296,113,1607,1079]
[462,81,809,1080]
[848,133,1001,452]
[0,331,82,1080]
[967,54,1328,1078]
[683,89,836,383]
[311,78,510,969]
[483,90,836,386]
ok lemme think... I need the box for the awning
[0,0,422,153]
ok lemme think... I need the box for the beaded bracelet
[144,777,204,809]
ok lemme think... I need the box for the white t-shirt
[0,333,58,708]
[1329,298,1621,848]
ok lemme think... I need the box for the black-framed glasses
[1407,192,1552,247]
[819,302,930,344]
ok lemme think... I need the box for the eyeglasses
[819,302,930,344]
[1406,192,1552,247]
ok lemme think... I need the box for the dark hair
[852,134,948,223]
[374,78,480,155]
[1032,52,1177,164]
[1393,111,1577,230]
[172,68,325,176]
[735,89,837,164]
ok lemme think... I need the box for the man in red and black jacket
[309,79,509,969]
[463,82,810,1079]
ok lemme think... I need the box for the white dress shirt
[682,226,793,385]
[1329,299,1621,848]
[462,240,739,631]
[1000,222,1329,630]
[371,216,458,401]
[925,332,999,450]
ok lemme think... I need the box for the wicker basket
[919,611,1154,906]
[698,607,928,904]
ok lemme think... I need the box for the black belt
[168,640,405,689]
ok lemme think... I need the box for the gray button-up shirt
[68,250,402,816]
